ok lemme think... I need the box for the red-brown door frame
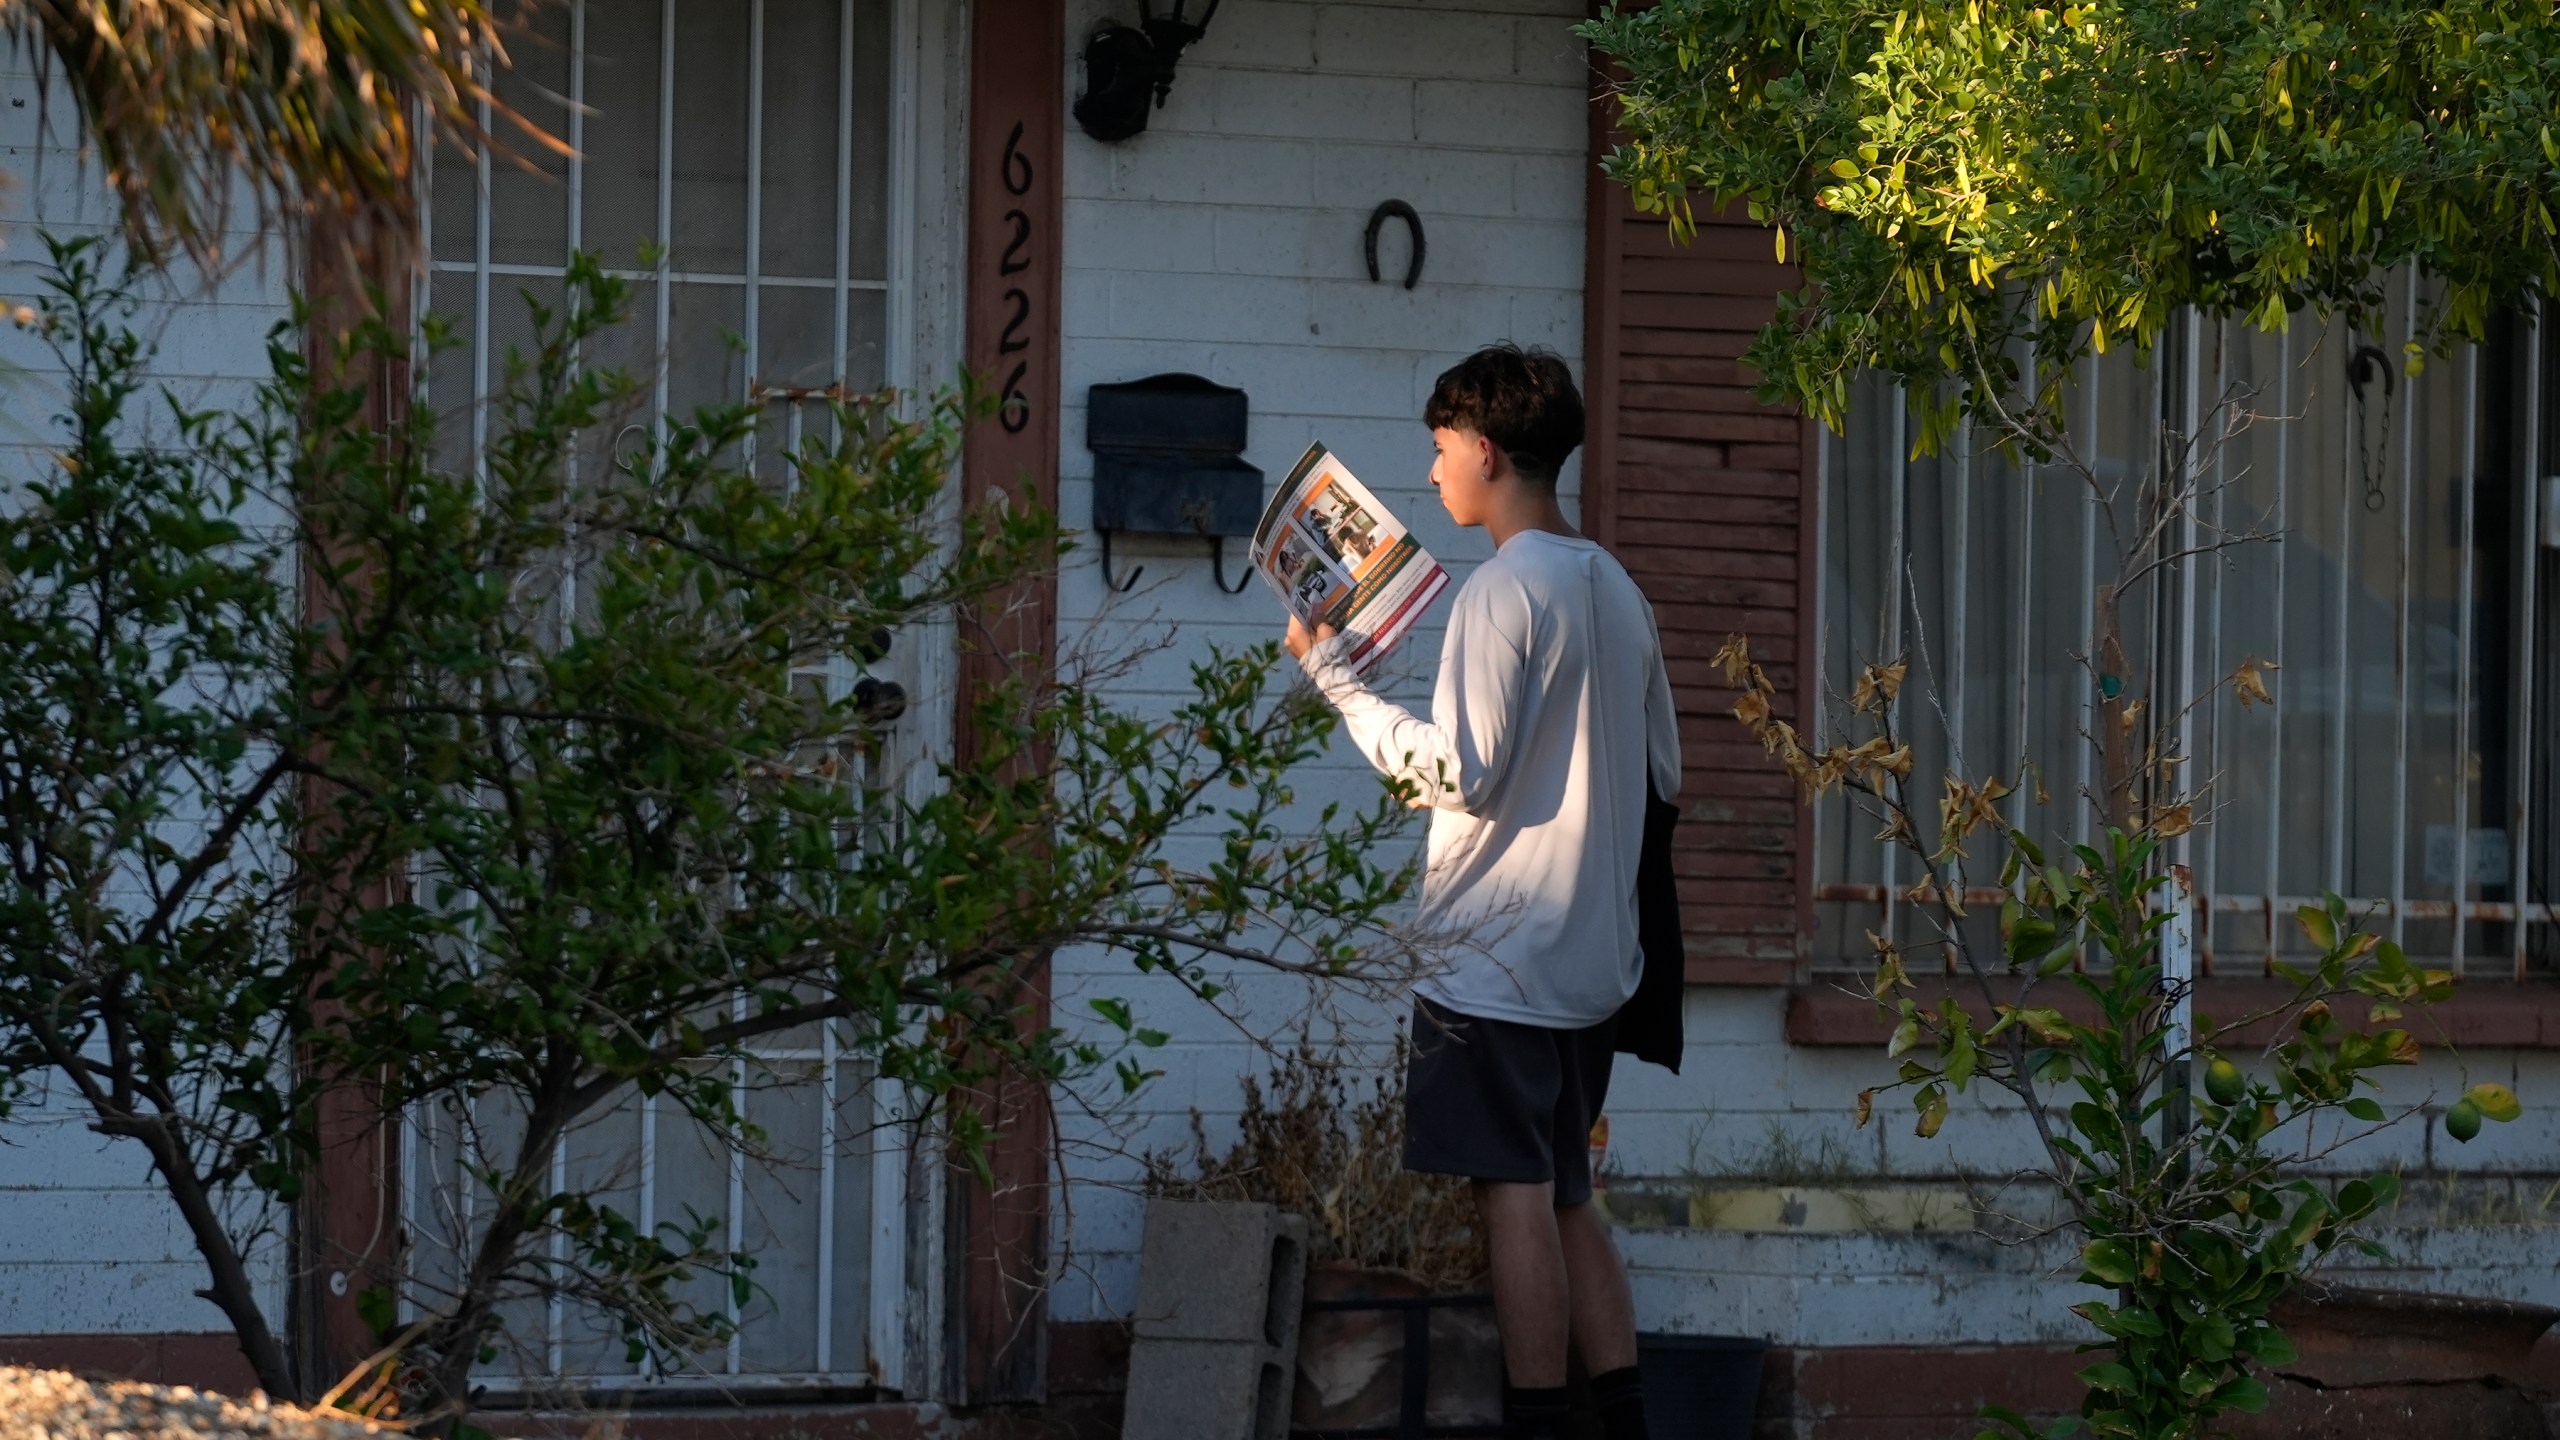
[952,0,1065,1406]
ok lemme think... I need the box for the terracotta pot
[1291,1263,1500,1435]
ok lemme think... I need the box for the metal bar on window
[472,83,494,485]
[2075,358,2099,852]
[743,0,765,477]
[2452,341,2481,975]
[2264,323,2291,972]
[429,260,887,290]
[1949,419,1971,779]
[2515,309,2544,980]
[2329,325,2354,896]
[727,1007,747,1375]
[413,113,436,395]
[887,0,918,393]
[834,0,855,415]
[547,0,583,1247]
[569,0,587,257]
[636,1095,656,1377]
[547,1126,567,1373]
[1813,409,1834,892]
[817,1022,838,1373]
[2011,337,2035,835]
[653,0,676,426]
[641,1,677,1376]
[2197,318,2227,975]
[2164,309,2201,1047]
[2389,270,2418,944]
[1881,388,1907,939]
[1944,415,1970,975]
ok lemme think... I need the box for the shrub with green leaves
[0,237,1423,1429]
[1717,638,2519,1440]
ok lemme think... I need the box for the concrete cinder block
[1123,1199,1309,1440]
[1132,1199,1309,1342]
[1123,1339,1289,1439]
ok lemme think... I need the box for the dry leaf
[2231,655,2279,708]
[1712,633,1753,687]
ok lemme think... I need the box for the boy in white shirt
[1285,345,1681,1440]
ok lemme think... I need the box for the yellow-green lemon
[2204,1058,2246,1106]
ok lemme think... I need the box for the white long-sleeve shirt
[1300,529,1681,1027]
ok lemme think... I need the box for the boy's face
[1429,426,1499,528]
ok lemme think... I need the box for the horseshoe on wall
[1364,200,1426,289]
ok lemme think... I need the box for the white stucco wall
[1043,0,1593,1322]
[0,60,294,1339]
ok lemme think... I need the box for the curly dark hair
[1422,343,1585,486]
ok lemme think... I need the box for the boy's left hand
[1284,615,1339,660]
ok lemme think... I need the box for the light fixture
[1073,0,1222,143]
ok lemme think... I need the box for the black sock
[1591,1365,1649,1440]
[1503,1383,1571,1440]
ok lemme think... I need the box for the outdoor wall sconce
[1087,373,1261,594]
[1073,0,1221,142]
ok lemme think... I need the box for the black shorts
[1403,997,1617,1207]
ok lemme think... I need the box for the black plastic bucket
[1634,1333,1770,1440]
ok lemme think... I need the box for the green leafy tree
[1582,0,2560,436]
[0,239,1424,1428]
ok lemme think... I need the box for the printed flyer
[1252,441,1449,673]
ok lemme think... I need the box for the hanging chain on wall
[2346,340,2397,514]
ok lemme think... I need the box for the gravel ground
[0,1367,391,1440]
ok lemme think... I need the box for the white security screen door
[412,0,918,1398]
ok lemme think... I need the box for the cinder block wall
[1037,0,2560,1349]
[0,56,293,1349]
[1044,0,1592,1323]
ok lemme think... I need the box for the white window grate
[410,0,914,1395]
[1815,276,2554,978]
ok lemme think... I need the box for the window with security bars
[409,0,913,1396]
[1814,273,2560,979]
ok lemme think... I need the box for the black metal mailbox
[1086,372,1262,592]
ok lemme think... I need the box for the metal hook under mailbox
[1365,200,1425,289]
[1100,529,1249,594]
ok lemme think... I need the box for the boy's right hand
[1284,615,1340,660]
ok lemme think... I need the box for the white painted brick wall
[1048,0,1591,1324]
[1037,1,2557,1344]
[0,57,293,1340]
